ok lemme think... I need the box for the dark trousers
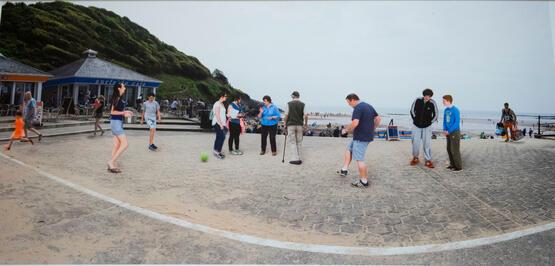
[446,130,462,170]
[261,125,277,152]
[213,125,227,153]
[228,122,241,151]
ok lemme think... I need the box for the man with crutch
[283,91,308,165]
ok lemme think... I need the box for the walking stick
[282,132,287,163]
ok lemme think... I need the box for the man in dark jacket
[410,88,439,168]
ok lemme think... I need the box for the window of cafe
[0,82,13,105]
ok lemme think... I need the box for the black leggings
[261,125,277,152]
[228,122,241,151]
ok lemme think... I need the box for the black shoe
[148,144,156,151]
[451,168,463,172]
[152,144,159,149]
[337,169,349,177]
[351,179,369,188]
[446,165,455,170]
[289,160,302,165]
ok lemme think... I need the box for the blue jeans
[213,125,227,152]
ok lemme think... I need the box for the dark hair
[111,83,123,106]
[443,95,453,103]
[217,91,229,99]
[232,95,241,102]
[345,93,359,101]
[504,102,509,107]
[15,110,22,117]
[263,95,272,103]
[148,92,156,98]
[423,88,433,97]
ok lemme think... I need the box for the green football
[200,152,209,162]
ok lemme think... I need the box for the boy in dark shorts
[140,93,161,151]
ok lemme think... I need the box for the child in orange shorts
[4,111,34,150]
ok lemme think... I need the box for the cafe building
[43,49,162,108]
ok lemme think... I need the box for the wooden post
[37,82,43,101]
[10,82,16,104]
[73,84,79,105]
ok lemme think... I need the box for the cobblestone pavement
[0,163,552,264]
[0,131,554,263]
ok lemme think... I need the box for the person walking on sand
[107,83,133,173]
[212,91,228,159]
[22,91,42,141]
[227,95,245,155]
[500,103,517,142]
[3,111,34,150]
[410,88,439,168]
[140,92,161,151]
[338,93,381,188]
[284,91,308,165]
[92,95,105,136]
[529,128,533,138]
[258,95,281,156]
[442,95,463,172]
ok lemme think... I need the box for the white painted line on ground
[1,152,554,256]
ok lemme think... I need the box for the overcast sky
[78,1,555,114]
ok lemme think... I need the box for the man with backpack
[500,103,517,142]
[410,88,439,168]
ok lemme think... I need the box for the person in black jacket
[410,88,439,168]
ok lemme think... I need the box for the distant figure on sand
[22,91,42,141]
[258,95,281,156]
[338,93,381,188]
[500,103,517,142]
[140,93,161,151]
[529,128,533,138]
[442,95,462,172]
[107,83,133,173]
[410,88,438,168]
[3,111,34,150]
[92,95,105,136]
[227,95,245,155]
[284,91,308,165]
[212,92,228,159]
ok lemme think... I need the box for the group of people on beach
[208,88,464,188]
[105,83,161,173]
[8,83,516,189]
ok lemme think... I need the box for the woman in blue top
[108,83,133,173]
[257,95,281,156]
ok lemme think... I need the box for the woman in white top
[212,92,228,159]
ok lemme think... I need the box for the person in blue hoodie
[442,95,462,172]
[257,95,281,156]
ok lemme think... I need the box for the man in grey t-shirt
[141,93,161,151]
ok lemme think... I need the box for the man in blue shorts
[140,93,161,151]
[338,93,381,188]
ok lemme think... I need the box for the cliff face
[0,1,252,103]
